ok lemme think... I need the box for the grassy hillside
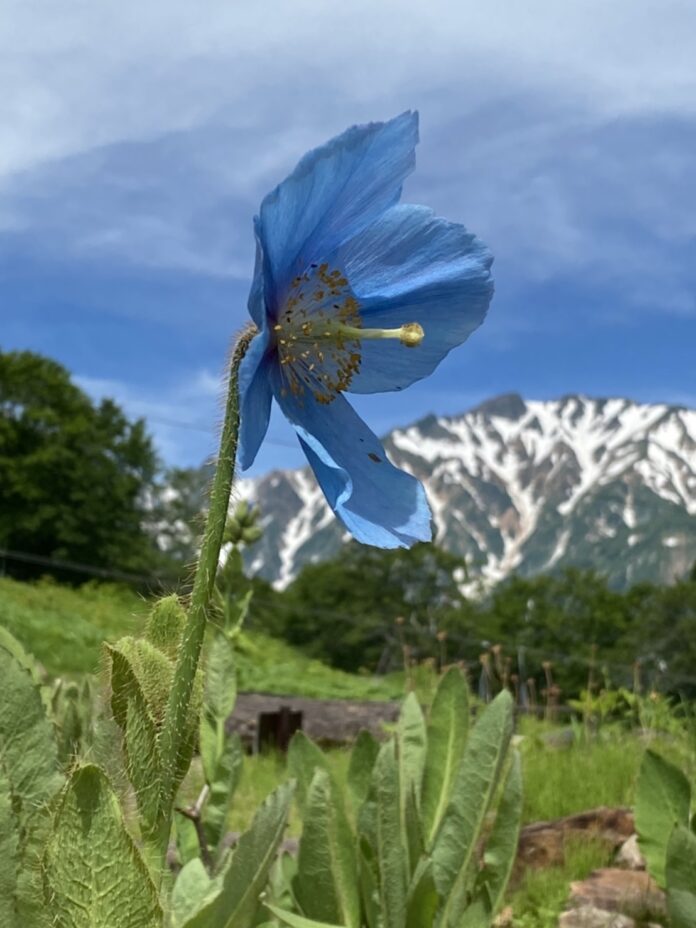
[0,577,400,700]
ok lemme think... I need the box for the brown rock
[567,868,666,922]
[516,808,635,873]
[559,904,637,928]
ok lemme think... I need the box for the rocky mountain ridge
[238,394,696,590]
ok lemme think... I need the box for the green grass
[519,717,696,824]
[0,576,146,674]
[0,576,399,700]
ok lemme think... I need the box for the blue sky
[2,1,696,474]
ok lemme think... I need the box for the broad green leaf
[0,638,62,825]
[421,666,469,847]
[666,825,696,928]
[358,838,380,928]
[397,693,426,805]
[636,750,691,887]
[43,764,162,928]
[460,751,523,926]
[295,769,360,928]
[176,812,203,867]
[203,631,238,734]
[397,693,426,874]
[405,858,439,928]
[288,732,331,814]
[0,758,19,928]
[181,781,295,928]
[204,732,244,852]
[374,740,407,928]
[432,690,513,927]
[347,730,379,811]
[266,905,345,928]
[108,646,163,834]
[145,595,186,659]
[171,859,218,928]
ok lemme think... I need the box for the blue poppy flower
[238,111,493,548]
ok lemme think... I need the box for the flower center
[274,262,424,404]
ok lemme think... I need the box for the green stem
[159,327,256,832]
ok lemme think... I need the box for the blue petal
[257,112,418,307]
[270,366,431,547]
[246,223,267,329]
[330,204,493,394]
[237,325,273,470]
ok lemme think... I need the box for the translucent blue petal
[237,325,273,470]
[257,112,418,307]
[246,222,267,329]
[330,204,494,394]
[270,366,431,547]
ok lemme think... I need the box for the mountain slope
[241,394,696,590]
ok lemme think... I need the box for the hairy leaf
[432,690,513,926]
[421,666,469,847]
[347,730,379,811]
[204,732,244,853]
[43,764,162,928]
[374,740,407,928]
[460,751,523,926]
[171,859,217,928]
[0,636,62,824]
[288,732,331,814]
[295,769,360,928]
[181,781,295,928]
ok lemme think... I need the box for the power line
[0,547,173,587]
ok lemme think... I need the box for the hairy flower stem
[158,326,256,862]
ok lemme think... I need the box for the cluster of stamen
[273,262,424,404]
[274,262,362,404]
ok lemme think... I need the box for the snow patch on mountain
[240,394,696,589]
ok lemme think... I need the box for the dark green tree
[0,349,159,580]
[267,542,470,672]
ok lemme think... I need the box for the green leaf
[265,905,346,928]
[374,740,407,928]
[0,626,41,681]
[145,594,186,659]
[636,749,691,887]
[203,732,244,853]
[181,781,295,928]
[346,730,379,811]
[43,764,162,928]
[107,645,164,835]
[666,825,696,928]
[358,839,380,928]
[288,731,331,814]
[432,690,514,927]
[203,630,238,733]
[0,758,19,928]
[171,859,218,928]
[461,751,523,926]
[397,693,427,877]
[421,666,469,848]
[295,769,360,928]
[0,636,62,825]
[405,858,439,928]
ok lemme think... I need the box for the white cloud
[2,0,696,178]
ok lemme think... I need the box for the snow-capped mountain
[240,394,696,590]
